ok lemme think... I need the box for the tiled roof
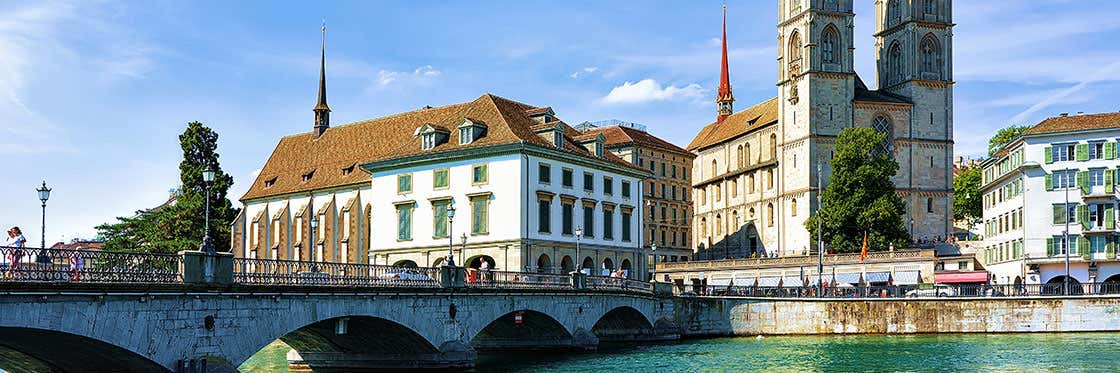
[854,76,911,105]
[1024,112,1120,135]
[242,94,645,201]
[580,125,693,157]
[686,97,779,151]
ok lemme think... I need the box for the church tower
[313,22,331,138]
[874,0,955,238]
[716,5,734,123]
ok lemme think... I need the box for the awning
[708,277,732,287]
[732,277,756,287]
[864,271,891,283]
[894,270,922,285]
[782,276,804,287]
[758,276,781,287]
[835,273,862,285]
[935,271,989,284]
[806,274,835,285]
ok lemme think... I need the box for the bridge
[0,247,677,372]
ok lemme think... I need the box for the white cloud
[1010,61,1120,125]
[569,66,599,79]
[376,65,442,86]
[601,79,705,104]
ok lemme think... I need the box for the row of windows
[984,208,1023,237]
[647,181,687,202]
[983,178,1022,209]
[700,169,777,205]
[648,203,690,226]
[729,134,779,173]
[395,195,490,241]
[397,165,488,194]
[1042,235,1115,257]
[1044,168,1118,192]
[639,157,689,182]
[699,202,778,241]
[536,198,633,242]
[984,239,1023,264]
[1050,202,1116,230]
[982,149,1023,185]
[649,228,689,248]
[1045,141,1118,164]
[538,163,632,198]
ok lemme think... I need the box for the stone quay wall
[675,296,1120,336]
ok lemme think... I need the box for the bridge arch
[469,309,576,351]
[590,306,655,342]
[0,327,164,372]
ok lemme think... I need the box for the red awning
[935,271,989,284]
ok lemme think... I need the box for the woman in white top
[5,227,26,278]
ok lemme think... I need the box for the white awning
[864,271,891,283]
[782,276,804,287]
[894,270,922,285]
[807,274,835,284]
[758,276,781,287]
[732,277,756,287]
[709,277,732,287]
[835,273,862,285]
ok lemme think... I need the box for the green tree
[988,125,1030,156]
[953,166,982,223]
[805,127,910,253]
[97,122,238,253]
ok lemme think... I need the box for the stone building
[687,0,954,259]
[579,120,697,275]
[232,36,650,278]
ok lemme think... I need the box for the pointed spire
[313,20,331,137]
[716,3,734,123]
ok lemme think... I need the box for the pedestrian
[5,227,26,279]
[69,250,84,282]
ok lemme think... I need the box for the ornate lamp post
[199,168,216,255]
[460,233,468,268]
[35,181,51,264]
[309,216,319,272]
[650,243,658,282]
[574,226,583,274]
[446,205,456,267]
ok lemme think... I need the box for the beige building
[688,0,955,259]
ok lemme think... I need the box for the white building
[980,112,1120,287]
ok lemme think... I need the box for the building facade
[980,112,1120,286]
[688,0,955,259]
[578,120,696,271]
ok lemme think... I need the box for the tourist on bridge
[4,227,26,279]
[69,250,84,282]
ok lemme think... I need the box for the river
[241,333,1120,372]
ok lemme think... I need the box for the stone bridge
[0,288,677,372]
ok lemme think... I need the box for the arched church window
[821,25,840,65]
[731,178,739,198]
[716,214,723,236]
[737,145,744,168]
[920,34,942,79]
[711,159,718,178]
[788,31,802,74]
[791,198,798,217]
[767,203,775,227]
[701,217,707,238]
[749,207,755,219]
[745,143,752,165]
[769,134,778,161]
[889,42,904,85]
[873,115,894,155]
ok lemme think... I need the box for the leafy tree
[805,127,910,253]
[97,122,238,253]
[953,166,982,223]
[988,125,1030,156]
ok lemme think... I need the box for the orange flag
[859,231,869,262]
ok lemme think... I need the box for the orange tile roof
[1024,112,1120,135]
[580,125,693,158]
[686,97,779,151]
[242,93,644,201]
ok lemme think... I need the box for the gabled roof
[1025,112,1120,135]
[580,125,693,158]
[243,94,645,201]
[686,97,779,151]
[854,76,911,105]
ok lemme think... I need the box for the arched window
[732,210,740,232]
[716,214,723,236]
[889,41,904,85]
[927,197,934,213]
[767,169,775,189]
[769,134,778,161]
[767,203,775,227]
[920,34,942,79]
[745,143,752,165]
[737,145,744,168]
[821,25,840,66]
[748,173,756,193]
[701,188,707,204]
[711,160,718,178]
[924,0,938,16]
[749,207,755,219]
[701,217,707,238]
[788,30,802,74]
[873,115,894,155]
[731,178,739,198]
[715,184,722,202]
[791,198,798,217]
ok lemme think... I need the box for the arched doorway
[536,254,552,273]
[392,260,418,268]
[601,258,614,276]
[1102,274,1120,294]
[581,257,595,274]
[745,224,762,257]
[620,259,633,278]
[466,255,496,270]
[560,255,574,273]
[1043,275,1083,295]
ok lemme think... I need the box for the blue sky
[2,0,1119,243]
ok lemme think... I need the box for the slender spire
[716,3,734,123]
[314,20,331,137]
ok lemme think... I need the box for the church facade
[689,0,955,259]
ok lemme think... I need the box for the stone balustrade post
[570,272,587,290]
[440,266,466,288]
[179,250,234,286]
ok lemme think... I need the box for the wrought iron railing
[676,282,1120,299]
[0,246,182,284]
[659,249,935,271]
[464,269,570,290]
[587,275,655,293]
[233,258,442,288]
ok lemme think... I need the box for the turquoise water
[475,333,1120,372]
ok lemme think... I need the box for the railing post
[570,271,587,290]
[440,266,466,288]
[179,250,234,286]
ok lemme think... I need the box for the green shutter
[1079,236,1090,258]
[1045,146,1054,163]
[1108,239,1117,259]
[1047,237,1055,257]
[1107,142,1118,160]
[1078,171,1090,194]
[1053,205,1065,224]
[1108,169,1116,194]
[1076,144,1089,161]
[1108,205,1116,229]
[1045,174,1054,191]
[1079,204,1090,229]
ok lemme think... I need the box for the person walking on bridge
[4,227,27,279]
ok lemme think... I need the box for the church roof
[1025,112,1120,135]
[686,97,779,151]
[242,93,644,201]
[853,76,911,105]
[580,125,693,157]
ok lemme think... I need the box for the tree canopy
[97,122,238,253]
[988,125,1030,156]
[805,127,910,253]
[953,166,982,223]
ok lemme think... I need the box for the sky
[2,0,1119,244]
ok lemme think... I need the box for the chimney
[1059,113,1069,117]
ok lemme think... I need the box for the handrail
[676,282,1120,298]
[658,249,935,270]
[0,246,182,284]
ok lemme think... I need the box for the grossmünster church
[688,0,954,259]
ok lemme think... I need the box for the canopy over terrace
[935,271,990,284]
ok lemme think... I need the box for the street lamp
[35,181,51,264]
[460,233,468,268]
[816,161,823,297]
[651,243,658,282]
[309,215,319,272]
[446,205,456,267]
[574,226,583,274]
[909,218,915,242]
[199,167,216,255]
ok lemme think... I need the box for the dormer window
[418,124,450,150]
[595,142,603,157]
[264,177,277,188]
[422,133,437,150]
[341,164,355,176]
[554,131,564,148]
[457,118,488,145]
[301,171,314,182]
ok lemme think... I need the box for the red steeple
[716,4,734,123]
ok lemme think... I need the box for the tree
[988,125,1030,156]
[805,127,910,253]
[953,166,982,224]
[97,122,238,253]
